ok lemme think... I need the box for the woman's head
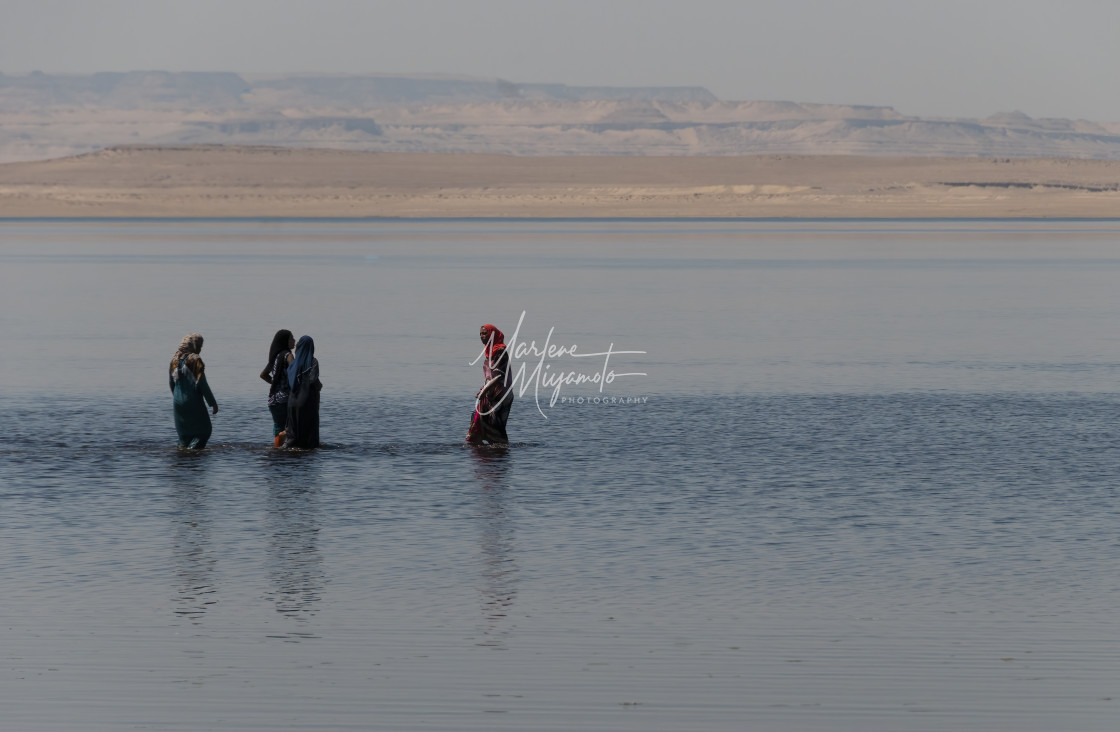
[268,328,294,360]
[179,333,203,354]
[480,324,505,357]
[171,333,204,374]
[480,323,504,345]
[287,335,316,389]
[172,333,203,366]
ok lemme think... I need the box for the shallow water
[3,220,1120,731]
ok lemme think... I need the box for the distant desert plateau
[2,145,1120,218]
[6,72,1120,164]
[2,71,1120,217]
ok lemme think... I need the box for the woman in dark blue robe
[283,335,322,449]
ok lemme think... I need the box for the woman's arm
[310,359,322,391]
[262,352,292,383]
[198,373,219,414]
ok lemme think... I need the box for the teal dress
[170,359,218,449]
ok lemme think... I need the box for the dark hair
[266,329,294,381]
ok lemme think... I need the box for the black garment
[283,358,321,448]
[266,351,292,437]
[267,351,292,406]
[474,393,513,443]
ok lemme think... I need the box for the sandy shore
[1,145,1119,218]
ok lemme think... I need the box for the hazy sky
[2,0,1118,120]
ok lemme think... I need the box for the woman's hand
[259,368,272,383]
[478,375,501,399]
[212,405,219,415]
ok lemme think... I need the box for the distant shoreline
[5,216,1120,224]
[3,145,1120,219]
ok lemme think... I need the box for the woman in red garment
[467,324,513,445]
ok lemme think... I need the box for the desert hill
[3,72,1120,163]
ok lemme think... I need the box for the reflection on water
[470,446,517,649]
[168,446,327,632]
[6,221,1120,731]
[169,452,218,624]
[261,451,325,627]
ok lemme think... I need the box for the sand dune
[1,145,1119,218]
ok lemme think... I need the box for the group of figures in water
[168,324,514,450]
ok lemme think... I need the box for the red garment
[468,324,513,443]
[481,324,506,359]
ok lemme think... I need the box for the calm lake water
[2,219,1120,731]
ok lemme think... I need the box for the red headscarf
[481,324,505,359]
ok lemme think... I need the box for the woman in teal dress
[169,333,219,449]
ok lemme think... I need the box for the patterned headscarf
[171,333,204,377]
